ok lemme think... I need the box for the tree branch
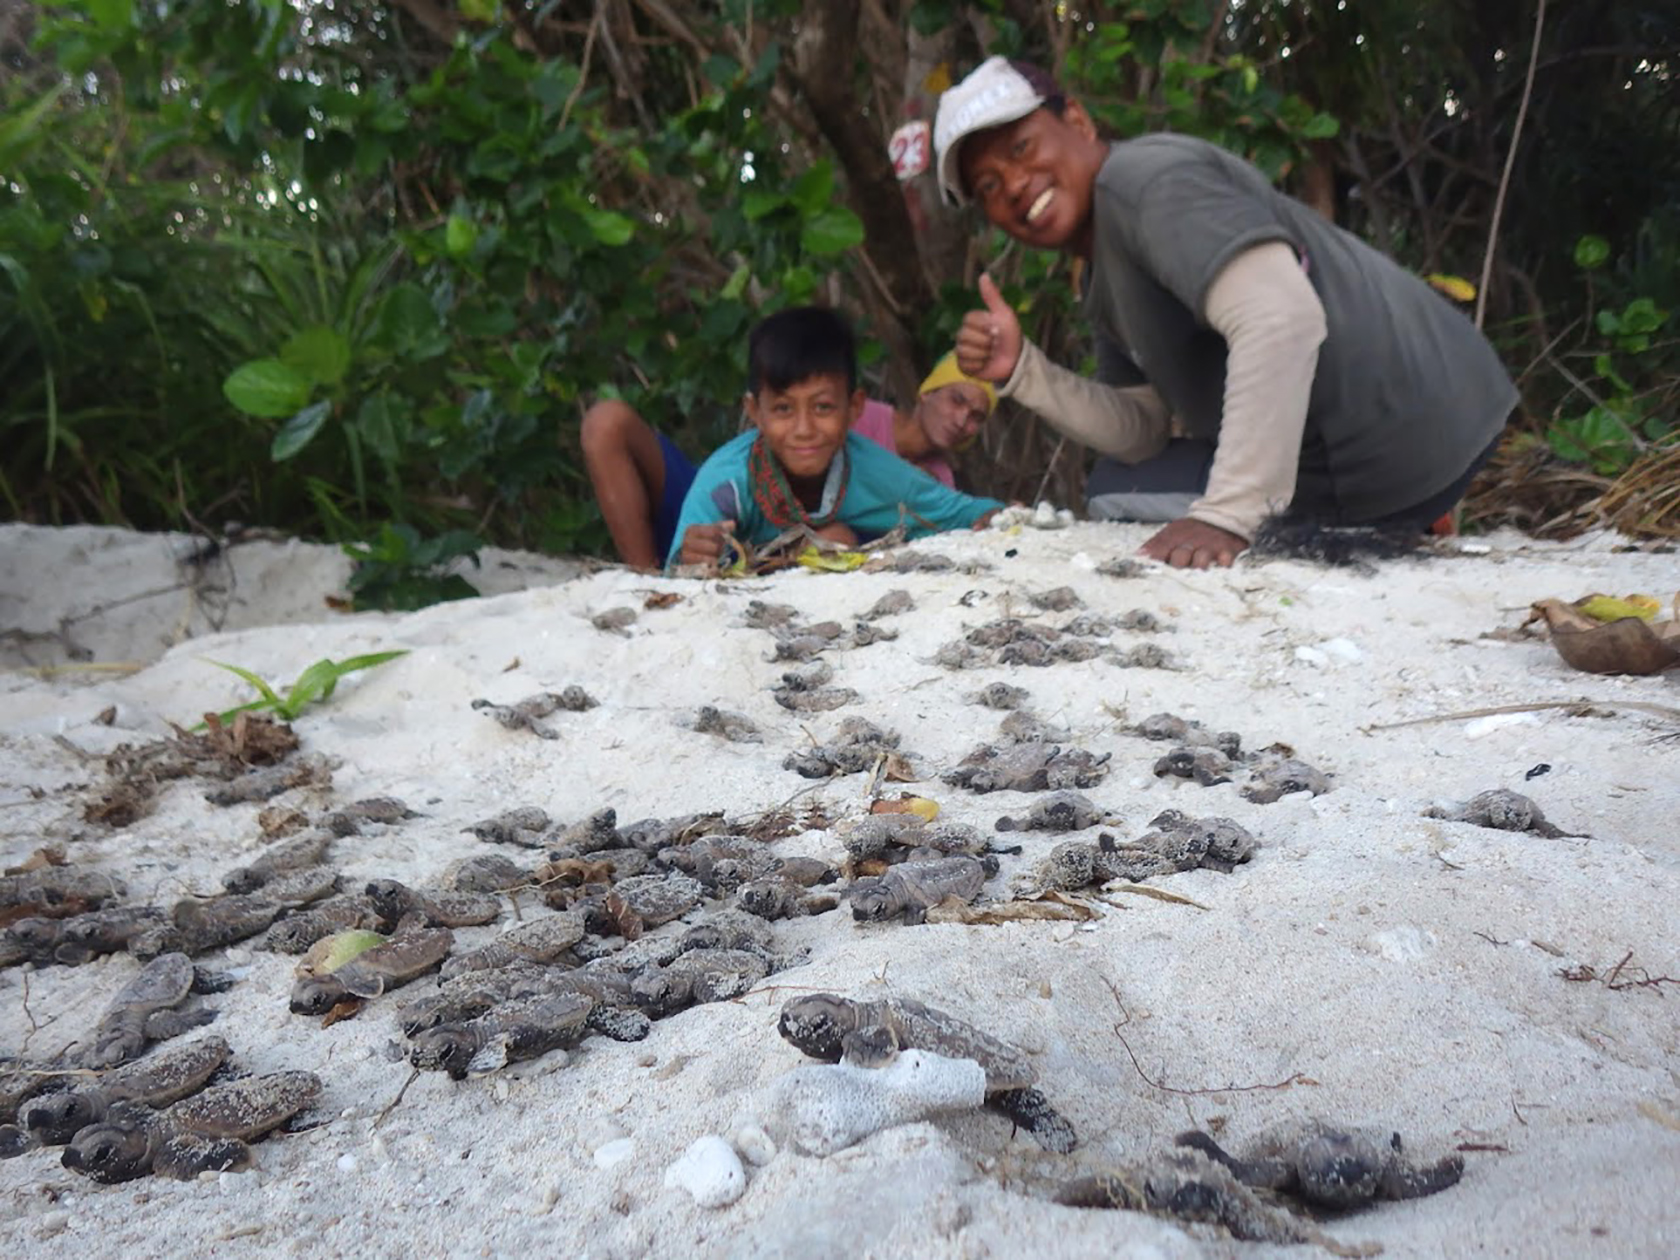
[1476,0,1546,329]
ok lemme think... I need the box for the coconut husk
[1528,598,1680,675]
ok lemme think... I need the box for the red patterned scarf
[747,433,850,530]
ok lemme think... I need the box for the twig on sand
[374,1067,421,1129]
[1102,976,1315,1097]
[1560,950,1680,994]
[1365,699,1680,732]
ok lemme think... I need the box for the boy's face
[745,373,862,480]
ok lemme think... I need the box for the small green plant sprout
[198,651,409,726]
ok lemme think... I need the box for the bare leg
[579,400,670,570]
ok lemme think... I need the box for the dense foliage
[2,0,1676,569]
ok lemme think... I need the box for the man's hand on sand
[955,273,1024,383]
[1141,518,1248,569]
[679,520,736,568]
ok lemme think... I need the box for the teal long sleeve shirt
[665,430,1003,570]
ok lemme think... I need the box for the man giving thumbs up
[936,58,1516,569]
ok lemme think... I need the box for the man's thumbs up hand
[955,272,1024,384]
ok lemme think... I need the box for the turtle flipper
[153,1131,253,1180]
[0,1124,33,1159]
[987,1087,1077,1153]
[1174,1129,1294,1190]
[1378,1151,1464,1201]
[143,1008,218,1039]
[465,1035,512,1078]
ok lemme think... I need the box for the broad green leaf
[721,264,750,301]
[272,400,332,461]
[369,283,443,357]
[580,207,635,246]
[85,0,133,32]
[1300,113,1340,140]
[281,325,352,387]
[1573,235,1610,270]
[224,359,312,419]
[355,394,409,465]
[446,214,479,258]
[791,163,835,213]
[800,206,864,256]
[741,188,785,221]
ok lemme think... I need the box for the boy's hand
[810,522,859,548]
[1140,518,1248,569]
[956,273,1023,383]
[679,520,736,568]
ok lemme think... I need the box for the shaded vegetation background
[2,0,1677,576]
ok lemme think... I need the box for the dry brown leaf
[869,794,940,820]
[320,998,364,1027]
[604,893,643,941]
[1101,882,1212,910]
[1529,598,1680,676]
[643,592,684,610]
[3,845,68,875]
[881,753,918,783]
[94,706,117,726]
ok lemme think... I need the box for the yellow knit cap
[917,351,998,413]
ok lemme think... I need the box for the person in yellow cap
[579,344,997,570]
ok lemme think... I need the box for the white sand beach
[1,520,1677,1259]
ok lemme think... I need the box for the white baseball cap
[933,56,1052,207]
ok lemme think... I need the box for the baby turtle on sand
[629,947,770,1018]
[778,993,1076,1154]
[19,1036,231,1149]
[1031,813,1257,889]
[410,992,594,1079]
[851,855,995,924]
[1054,1148,1378,1256]
[1129,713,1242,757]
[260,895,381,954]
[464,806,551,846]
[1423,788,1582,838]
[445,853,532,893]
[204,754,333,806]
[0,867,126,914]
[861,589,915,620]
[774,685,859,712]
[289,926,454,1015]
[220,831,334,894]
[5,905,167,968]
[86,953,219,1069]
[1153,746,1235,787]
[741,599,799,629]
[62,1070,321,1183]
[364,880,502,928]
[971,682,1030,710]
[1242,753,1331,804]
[584,872,704,935]
[737,875,842,920]
[1176,1122,1464,1209]
[129,894,285,960]
[319,796,420,837]
[784,717,905,779]
[471,688,597,739]
[944,743,1111,793]
[995,791,1111,833]
[439,912,586,978]
[691,706,764,744]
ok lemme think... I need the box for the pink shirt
[852,399,956,488]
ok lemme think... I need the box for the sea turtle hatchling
[260,895,382,954]
[691,706,764,744]
[220,831,334,894]
[85,953,219,1069]
[777,993,1076,1154]
[410,993,595,1079]
[471,689,597,738]
[1242,754,1332,804]
[1053,1148,1379,1256]
[438,912,587,978]
[18,1035,232,1149]
[629,947,770,1018]
[1153,747,1235,787]
[1175,1122,1465,1209]
[943,743,1111,794]
[61,1070,321,1183]
[995,791,1111,833]
[850,856,995,924]
[364,880,502,928]
[463,806,551,846]
[289,927,454,1015]
[1423,788,1582,838]
[5,905,168,968]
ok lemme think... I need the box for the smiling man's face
[957,103,1107,256]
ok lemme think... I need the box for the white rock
[1293,645,1329,669]
[664,1134,747,1209]
[1320,637,1364,664]
[337,1152,358,1173]
[732,1124,777,1167]
[593,1137,635,1169]
[37,1210,69,1237]
[1464,712,1541,740]
[225,948,250,964]
[760,1049,988,1158]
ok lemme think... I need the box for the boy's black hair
[746,305,858,396]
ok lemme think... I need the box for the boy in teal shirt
[669,307,1004,572]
